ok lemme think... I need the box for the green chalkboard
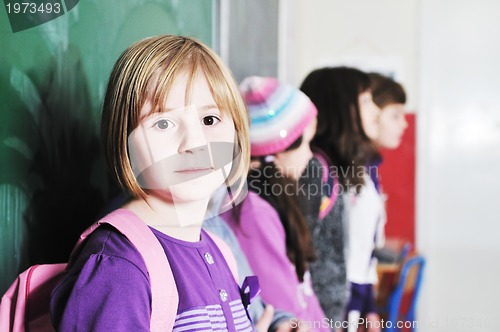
[0,0,215,293]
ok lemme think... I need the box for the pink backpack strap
[205,231,261,309]
[313,150,338,220]
[72,209,178,332]
[205,231,239,282]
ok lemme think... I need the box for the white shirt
[346,173,386,284]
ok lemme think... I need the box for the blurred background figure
[226,76,330,331]
[369,73,408,150]
[301,67,383,332]
[368,72,410,262]
[368,72,415,322]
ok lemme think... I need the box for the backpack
[0,208,238,332]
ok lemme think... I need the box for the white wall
[289,0,500,331]
[418,1,500,331]
[286,0,419,111]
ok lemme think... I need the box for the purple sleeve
[225,193,305,318]
[51,253,152,331]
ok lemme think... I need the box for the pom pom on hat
[239,76,318,157]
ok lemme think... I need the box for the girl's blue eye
[154,119,174,130]
[202,115,221,126]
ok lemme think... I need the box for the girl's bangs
[143,54,231,118]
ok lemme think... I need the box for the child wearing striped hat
[223,76,334,331]
[242,76,349,329]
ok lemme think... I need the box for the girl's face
[128,70,236,203]
[358,91,380,140]
[275,117,317,180]
[376,103,408,149]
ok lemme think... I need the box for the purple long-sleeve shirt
[50,217,253,331]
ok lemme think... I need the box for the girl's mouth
[175,167,212,174]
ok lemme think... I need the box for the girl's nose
[178,120,208,154]
[401,115,409,129]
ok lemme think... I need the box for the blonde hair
[101,35,249,199]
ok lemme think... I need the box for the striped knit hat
[239,76,318,157]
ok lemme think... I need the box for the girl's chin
[387,140,402,149]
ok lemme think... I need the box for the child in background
[369,72,409,255]
[300,67,383,332]
[367,73,410,309]
[369,73,408,151]
[50,35,257,331]
[224,76,329,331]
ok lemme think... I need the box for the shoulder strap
[205,231,260,310]
[313,150,338,219]
[71,209,178,332]
[313,151,330,185]
[205,230,239,282]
